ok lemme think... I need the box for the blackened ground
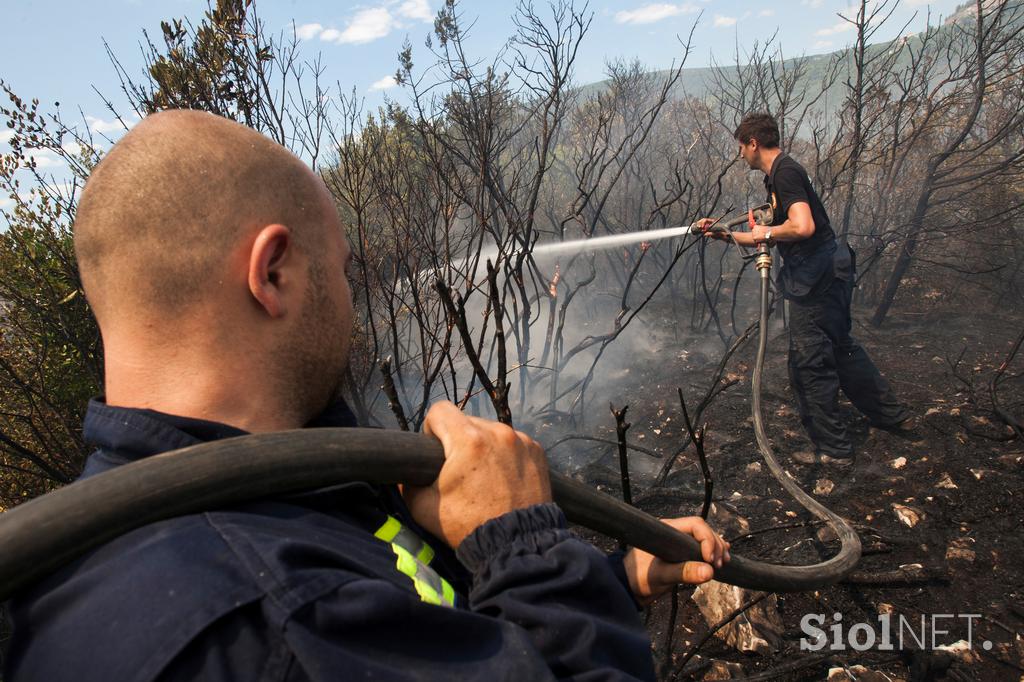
[536,300,1024,681]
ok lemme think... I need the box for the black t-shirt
[764,154,844,301]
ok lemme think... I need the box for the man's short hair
[74,110,329,319]
[734,113,780,149]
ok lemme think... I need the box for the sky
[0,0,966,210]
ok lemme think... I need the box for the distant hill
[577,0,1020,119]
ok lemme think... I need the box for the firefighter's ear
[248,224,292,318]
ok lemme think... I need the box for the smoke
[360,230,767,488]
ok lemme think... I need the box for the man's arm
[399,403,653,677]
[698,201,814,247]
[400,403,728,678]
[758,201,814,243]
[153,402,727,681]
[455,504,657,679]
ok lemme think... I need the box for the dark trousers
[787,276,907,457]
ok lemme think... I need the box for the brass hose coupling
[755,244,772,275]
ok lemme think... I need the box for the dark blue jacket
[4,400,655,681]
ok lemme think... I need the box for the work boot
[818,453,854,467]
[791,450,854,467]
[871,414,923,442]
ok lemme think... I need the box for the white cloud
[295,3,433,46]
[816,20,853,36]
[758,9,775,16]
[713,14,737,27]
[0,129,13,144]
[814,40,833,49]
[370,75,398,91]
[397,0,432,21]
[0,196,14,211]
[85,115,134,135]
[27,150,63,169]
[801,0,824,7]
[836,0,883,17]
[614,3,697,25]
[295,22,324,40]
[61,140,84,155]
[338,7,394,44]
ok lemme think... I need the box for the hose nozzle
[691,204,774,235]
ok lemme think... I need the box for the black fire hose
[0,239,859,602]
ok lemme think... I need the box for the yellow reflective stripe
[394,526,425,557]
[415,579,442,606]
[393,544,419,579]
[374,515,456,608]
[374,516,401,543]
[391,543,448,606]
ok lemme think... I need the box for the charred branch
[379,358,410,432]
[677,388,712,520]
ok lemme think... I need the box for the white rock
[892,504,922,528]
[814,479,835,496]
[946,536,975,562]
[890,457,907,470]
[945,545,976,562]
[691,582,783,655]
[936,473,958,490]
[826,666,896,682]
[935,639,979,664]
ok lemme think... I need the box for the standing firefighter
[3,110,731,681]
[700,113,911,466]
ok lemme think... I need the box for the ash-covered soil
[534,301,1024,681]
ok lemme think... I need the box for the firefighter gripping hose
[0,208,859,601]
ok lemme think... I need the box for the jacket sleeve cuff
[605,549,643,610]
[455,503,568,574]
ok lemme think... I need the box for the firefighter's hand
[750,223,770,244]
[405,401,553,549]
[696,218,729,241]
[623,517,730,606]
